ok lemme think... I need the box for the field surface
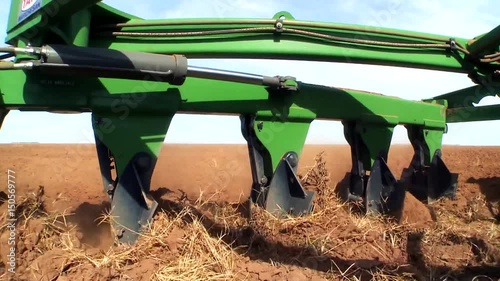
[0,144,499,281]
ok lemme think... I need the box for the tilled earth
[0,144,499,281]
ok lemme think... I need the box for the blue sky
[0,0,499,145]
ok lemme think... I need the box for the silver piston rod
[187,66,288,88]
[1,44,295,89]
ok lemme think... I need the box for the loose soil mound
[399,192,434,227]
[0,144,499,280]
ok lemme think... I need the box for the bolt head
[259,176,268,185]
[257,121,264,131]
[285,152,299,168]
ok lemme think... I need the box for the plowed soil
[0,144,499,281]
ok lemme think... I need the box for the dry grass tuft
[1,152,498,281]
[153,211,237,281]
[59,204,238,280]
[1,186,73,250]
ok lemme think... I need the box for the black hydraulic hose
[480,55,500,63]
[98,18,449,43]
[103,27,499,59]
[0,47,16,54]
[103,27,275,37]
[485,52,500,58]
[0,61,14,69]
[99,19,275,28]
[282,28,452,49]
[0,53,14,60]
[41,44,188,85]
[99,22,500,58]
[105,27,458,51]
[36,45,287,86]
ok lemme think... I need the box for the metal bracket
[95,138,116,199]
[265,152,316,217]
[274,17,284,33]
[95,137,159,243]
[102,150,159,243]
[401,126,458,203]
[240,115,315,217]
[277,76,298,91]
[365,155,404,214]
[401,149,458,202]
[448,38,457,51]
[343,121,405,214]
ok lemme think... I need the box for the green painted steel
[409,127,444,166]
[0,71,447,129]
[3,2,496,127]
[1,0,498,243]
[433,84,500,109]
[467,25,500,56]
[92,18,477,74]
[344,122,395,168]
[432,83,500,123]
[92,113,173,176]
[92,112,173,242]
[6,0,100,44]
[6,2,498,76]
[447,105,500,123]
[252,115,312,172]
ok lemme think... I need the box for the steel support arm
[0,69,446,129]
[6,0,101,44]
[467,25,500,57]
[432,83,500,109]
[6,3,498,76]
[447,105,500,123]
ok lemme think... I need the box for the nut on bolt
[116,228,125,238]
[257,121,264,131]
[275,18,284,32]
[260,176,268,185]
[285,152,299,168]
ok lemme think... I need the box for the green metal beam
[432,84,500,109]
[82,6,497,75]
[0,70,447,129]
[94,37,475,74]
[467,25,500,56]
[89,18,479,75]
[447,104,500,123]
[6,3,497,76]
[6,0,101,44]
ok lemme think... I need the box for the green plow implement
[1,0,498,243]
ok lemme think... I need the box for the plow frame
[1,0,499,243]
